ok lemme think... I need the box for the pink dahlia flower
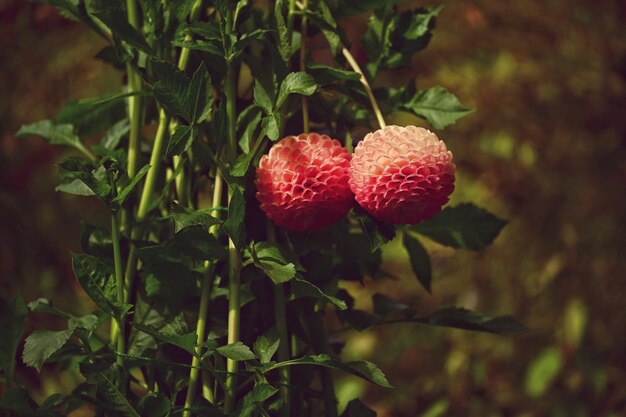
[255,133,353,232]
[349,125,455,224]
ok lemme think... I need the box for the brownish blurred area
[1,0,625,416]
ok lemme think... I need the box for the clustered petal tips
[255,133,354,232]
[349,125,456,225]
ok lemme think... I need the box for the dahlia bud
[255,133,353,232]
[349,125,455,224]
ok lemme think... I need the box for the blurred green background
[1,0,625,416]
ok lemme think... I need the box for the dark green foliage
[13,1,518,415]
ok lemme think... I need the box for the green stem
[341,48,386,129]
[302,311,338,417]
[125,0,142,180]
[111,210,126,367]
[267,223,290,417]
[224,7,242,410]
[182,174,223,416]
[287,0,297,42]
[124,109,170,303]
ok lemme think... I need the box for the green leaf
[414,307,528,334]
[27,298,72,318]
[101,119,130,150]
[413,203,507,250]
[166,125,194,157]
[0,388,37,417]
[139,227,227,264]
[152,61,211,124]
[91,8,153,54]
[33,0,81,21]
[261,113,281,141]
[172,39,224,57]
[170,203,220,234]
[16,120,93,159]
[525,347,562,398]
[341,399,377,417]
[253,76,275,114]
[22,329,73,372]
[84,364,141,417]
[400,86,473,129]
[56,178,96,196]
[307,63,360,84]
[231,149,258,177]
[137,393,171,417]
[0,296,27,381]
[237,105,263,153]
[72,253,132,323]
[247,242,297,284]
[187,21,222,41]
[383,7,441,68]
[372,293,412,317]
[335,0,402,16]
[269,355,392,388]
[216,342,257,361]
[354,207,395,252]
[290,277,347,310]
[274,0,290,64]
[133,323,197,354]
[237,383,279,417]
[56,94,130,136]
[58,159,111,201]
[111,164,151,209]
[253,331,280,364]
[276,72,317,109]
[223,187,246,249]
[402,233,432,293]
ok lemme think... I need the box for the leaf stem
[341,48,386,129]
[126,0,142,180]
[182,173,223,417]
[111,210,126,367]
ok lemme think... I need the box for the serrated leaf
[216,342,257,361]
[261,113,281,141]
[111,164,150,209]
[401,86,473,129]
[56,94,129,136]
[84,364,140,417]
[72,253,131,323]
[290,277,347,310]
[307,63,360,84]
[237,383,279,417]
[248,242,297,284]
[187,21,221,41]
[101,119,130,150]
[27,298,71,318]
[172,39,225,57]
[0,296,27,381]
[223,187,246,249]
[22,329,73,372]
[171,203,220,233]
[413,203,507,250]
[91,8,153,54]
[253,75,275,114]
[16,120,93,159]
[133,323,197,353]
[269,355,392,388]
[56,178,97,196]
[276,72,317,109]
[139,227,227,264]
[402,233,432,293]
[274,0,290,64]
[253,332,280,364]
[237,105,263,153]
[166,125,194,157]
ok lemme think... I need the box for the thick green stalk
[182,174,223,417]
[111,211,126,366]
[124,109,170,302]
[224,8,242,410]
[125,0,142,179]
[341,48,386,129]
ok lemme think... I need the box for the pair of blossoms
[255,125,456,232]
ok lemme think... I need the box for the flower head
[349,125,455,224]
[256,133,353,232]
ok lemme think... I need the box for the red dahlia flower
[255,133,353,232]
[349,125,455,224]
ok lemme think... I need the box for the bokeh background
[1,0,625,416]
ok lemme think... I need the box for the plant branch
[341,48,386,129]
[299,0,309,133]
[111,209,125,367]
